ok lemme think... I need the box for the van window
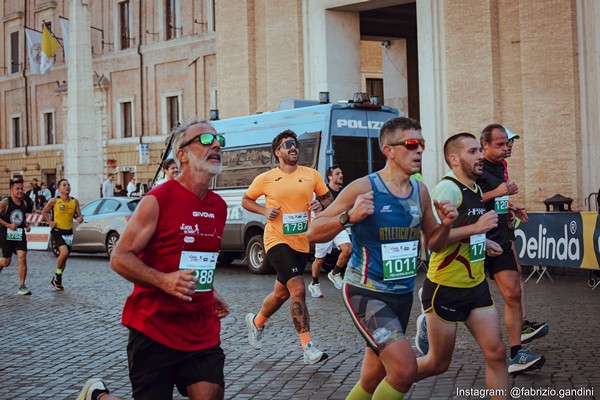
[215,145,273,189]
[215,131,321,189]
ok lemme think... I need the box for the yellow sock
[299,332,311,349]
[372,379,405,400]
[56,268,63,275]
[346,381,372,400]
[253,313,269,329]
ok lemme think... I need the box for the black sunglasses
[278,139,298,150]
[180,133,226,149]
[388,139,426,151]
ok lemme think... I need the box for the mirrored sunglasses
[389,138,426,151]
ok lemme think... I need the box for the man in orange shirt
[242,129,333,365]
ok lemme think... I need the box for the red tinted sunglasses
[389,139,426,151]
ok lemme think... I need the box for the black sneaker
[521,319,549,344]
[51,276,64,291]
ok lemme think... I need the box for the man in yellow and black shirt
[42,179,83,291]
[414,133,509,399]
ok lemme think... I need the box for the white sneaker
[308,282,323,298]
[77,378,109,400]
[303,341,329,365]
[327,271,343,289]
[245,313,265,350]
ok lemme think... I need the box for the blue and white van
[155,99,399,273]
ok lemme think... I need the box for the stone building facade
[1,0,598,210]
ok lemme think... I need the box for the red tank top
[121,179,226,351]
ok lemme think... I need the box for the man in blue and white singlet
[307,117,458,400]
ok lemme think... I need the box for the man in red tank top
[79,119,229,400]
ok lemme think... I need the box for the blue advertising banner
[514,212,599,269]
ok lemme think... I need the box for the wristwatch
[339,210,352,227]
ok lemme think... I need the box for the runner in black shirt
[476,124,545,374]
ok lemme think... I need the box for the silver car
[51,197,139,257]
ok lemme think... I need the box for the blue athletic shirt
[345,173,423,294]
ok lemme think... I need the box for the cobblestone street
[0,251,598,399]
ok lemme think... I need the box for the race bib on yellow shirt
[470,233,486,262]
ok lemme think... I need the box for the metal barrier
[25,213,51,250]
[585,192,599,211]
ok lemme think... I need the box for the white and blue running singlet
[345,174,423,294]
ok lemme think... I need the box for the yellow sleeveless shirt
[53,197,77,230]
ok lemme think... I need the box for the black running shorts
[267,243,308,284]
[421,278,494,323]
[127,329,225,399]
[1,237,27,258]
[342,283,413,354]
[484,242,518,278]
[51,228,74,250]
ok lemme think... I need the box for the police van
[155,96,399,273]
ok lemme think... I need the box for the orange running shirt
[245,166,329,253]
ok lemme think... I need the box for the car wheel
[106,232,120,258]
[246,234,273,274]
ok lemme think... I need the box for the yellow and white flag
[40,24,59,74]
[24,28,42,74]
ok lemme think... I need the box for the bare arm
[42,198,57,229]
[307,177,373,243]
[213,288,230,318]
[444,210,498,244]
[308,191,334,214]
[0,198,17,230]
[241,193,280,220]
[482,183,508,203]
[419,183,458,253]
[509,203,528,223]
[110,195,198,302]
[74,200,84,223]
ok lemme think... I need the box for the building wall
[0,0,216,195]
[0,0,595,211]
[443,0,582,211]
[216,0,305,118]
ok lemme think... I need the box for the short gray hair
[170,118,213,168]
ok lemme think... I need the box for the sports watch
[339,210,352,227]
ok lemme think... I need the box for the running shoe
[51,277,64,291]
[521,319,549,344]
[303,341,328,365]
[77,378,110,400]
[17,284,31,295]
[245,313,265,350]
[508,349,545,374]
[327,271,343,289]
[308,282,323,298]
[415,313,429,355]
